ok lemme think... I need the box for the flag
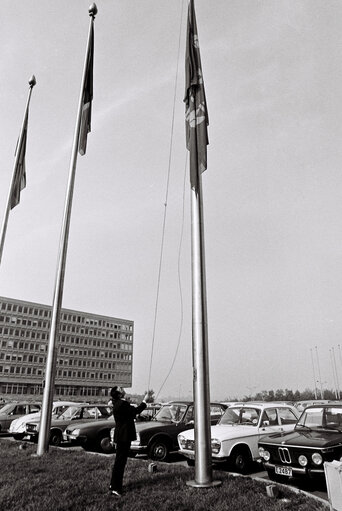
[184,0,209,189]
[78,22,94,156]
[11,112,28,209]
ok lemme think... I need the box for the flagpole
[187,176,221,488]
[37,3,97,456]
[0,75,36,266]
[184,0,220,488]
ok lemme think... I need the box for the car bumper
[130,444,147,453]
[179,449,228,464]
[63,433,87,444]
[263,461,325,478]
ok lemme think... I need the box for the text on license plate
[275,466,292,477]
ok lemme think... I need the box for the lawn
[0,439,328,511]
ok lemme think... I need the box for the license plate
[275,466,292,477]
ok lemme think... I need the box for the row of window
[1,337,132,352]
[0,365,131,380]
[0,384,117,396]
[0,301,133,332]
[0,320,133,342]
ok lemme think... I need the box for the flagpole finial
[89,3,97,17]
[29,75,36,88]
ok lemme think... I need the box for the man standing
[110,386,147,496]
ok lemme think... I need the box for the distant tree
[293,390,301,401]
[275,389,285,401]
[267,390,275,402]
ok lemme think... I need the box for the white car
[9,401,83,440]
[177,402,299,473]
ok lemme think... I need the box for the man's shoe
[111,490,122,497]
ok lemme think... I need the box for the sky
[1,0,342,402]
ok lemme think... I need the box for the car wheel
[148,439,169,461]
[13,433,25,441]
[49,430,62,446]
[230,447,252,474]
[99,434,115,454]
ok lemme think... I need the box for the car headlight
[298,455,308,466]
[211,438,221,455]
[70,428,80,437]
[312,453,323,465]
[258,447,270,461]
[178,435,186,449]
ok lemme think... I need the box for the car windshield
[154,404,187,423]
[0,403,15,414]
[219,407,260,426]
[297,407,342,430]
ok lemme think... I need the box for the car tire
[98,434,115,454]
[148,439,170,461]
[49,430,62,447]
[230,447,252,474]
[13,433,25,440]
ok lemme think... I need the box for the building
[0,296,133,399]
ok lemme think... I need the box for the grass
[0,439,328,511]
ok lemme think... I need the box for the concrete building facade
[0,296,133,399]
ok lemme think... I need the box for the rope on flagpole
[155,152,188,400]
[147,0,186,393]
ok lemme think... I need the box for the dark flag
[78,22,94,156]
[11,112,28,209]
[184,0,209,189]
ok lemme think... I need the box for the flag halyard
[78,22,94,156]
[184,0,209,189]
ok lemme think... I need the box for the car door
[5,404,27,429]
[258,408,284,443]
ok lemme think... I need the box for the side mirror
[262,420,270,427]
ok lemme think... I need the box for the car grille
[278,447,291,464]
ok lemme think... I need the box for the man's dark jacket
[112,399,146,443]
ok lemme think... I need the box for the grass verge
[0,439,327,511]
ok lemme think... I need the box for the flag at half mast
[11,111,28,209]
[78,21,94,156]
[184,0,209,189]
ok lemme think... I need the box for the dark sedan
[111,401,226,461]
[258,404,342,481]
[63,417,116,453]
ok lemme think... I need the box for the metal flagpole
[310,348,318,399]
[0,75,36,265]
[37,3,97,456]
[315,345,324,400]
[187,177,221,488]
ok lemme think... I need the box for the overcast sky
[1,0,342,401]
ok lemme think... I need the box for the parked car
[63,415,116,453]
[294,400,336,413]
[178,402,299,473]
[26,403,112,446]
[0,402,41,432]
[9,401,83,440]
[110,401,227,462]
[258,404,342,481]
